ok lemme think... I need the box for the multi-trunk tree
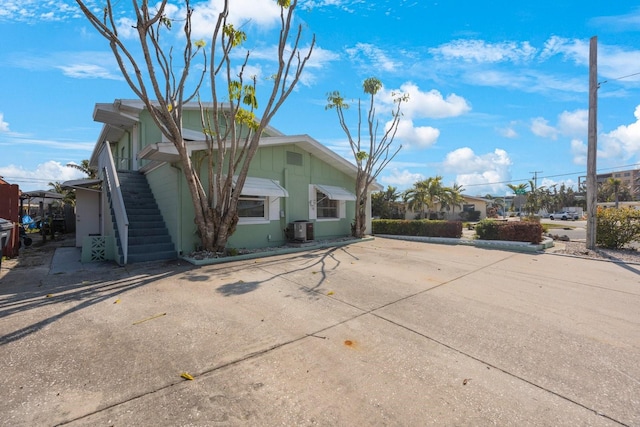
[75,0,314,251]
[326,77,407,238]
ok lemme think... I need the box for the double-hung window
[316,191,339,218]
[309,184,356,221]
[233,177,288,224]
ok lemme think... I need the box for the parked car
[549,211,578,220]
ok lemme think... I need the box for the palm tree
[66,159,97,179]
[48,181,75,206]
[423,176,444,219]
[609,178,622,209]
[403,181,428,219]
[441,183,465,219]
[507,183,528,214]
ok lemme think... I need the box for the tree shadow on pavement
[207,246,354,299]
[0,258,190,346]
[216,280,261,296]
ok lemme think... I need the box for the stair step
[127,251,177,263]
[127,214,164,223]
[128,235,172,245]
[128,227,169,237]
[126,208,162,216]
[128,242,175,254]
[115,171,176,264]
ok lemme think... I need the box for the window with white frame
[309,184,355,221]
[238,195,268,219]
[233,176,288,224]
[316,190,339,218]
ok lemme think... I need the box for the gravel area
[552,240,640,263]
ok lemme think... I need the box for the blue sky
[1,1,640,197]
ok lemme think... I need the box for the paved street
[0,237,638,426]
[541,218,587,241]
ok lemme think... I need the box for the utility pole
[530,171,543,189]
[586,36,598,249]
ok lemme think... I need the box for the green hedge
[372,220,463,238]
[474,219,543,244]
[596,207,640,249]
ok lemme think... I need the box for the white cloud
[442,147,512,195]
[0,161,88,192]
[541,36,640,83]
[56,63,123,80]
[598,104,640,160]
[384,82,471,119]
[10,51,123,80]
[370,82,470,150]
[392,119,440,148]
[531,109,587,140]
[115,17,138,39]
[531,117,558,140]
[498,124,518,138]
[234,64,263,81]
[429,39,537,64]
[557,109,588,137]
[0,0,81,23]
[189,0,283,39]
[0,113,9,132]
[229,43,334,87]
[379,168,425,189]
[570,139,587,165]
[570,105,640,165]
[345,43,398,72]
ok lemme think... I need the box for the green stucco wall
[127,108,357,252]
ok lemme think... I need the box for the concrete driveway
[0,238,638,426]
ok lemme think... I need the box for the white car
[549,211,578,220]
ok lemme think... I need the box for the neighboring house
[405,195,489,221]
[68,99,378,264]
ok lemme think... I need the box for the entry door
[75,189,100,247]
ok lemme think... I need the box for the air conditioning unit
[293,221,307,241]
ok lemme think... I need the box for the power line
[599,71,640,86]
[463,163,640,188]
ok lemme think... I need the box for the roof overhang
[20,190,63,200]
[138,142,182,163]
[61,179,102,192]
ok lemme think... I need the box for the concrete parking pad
[0,237,638,426]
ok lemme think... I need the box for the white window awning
[234,176,289,198]
[315,184,356,201]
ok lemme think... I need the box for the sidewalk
[1,237,638,426]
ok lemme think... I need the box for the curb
[375,234,554,253]
[181,236,375,266]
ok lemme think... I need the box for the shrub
[475,219,543,244]
[596,207,640,249]
[372,220,462,238]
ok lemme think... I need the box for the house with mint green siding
[68,99,377,265]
